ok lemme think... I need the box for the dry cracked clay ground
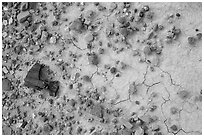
[2,2,202,135]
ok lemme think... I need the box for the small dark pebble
[170,124,178,131]
[110,67,117,74]
[139,11,144,17]
[176,13,180,17]
[196,33,202,40]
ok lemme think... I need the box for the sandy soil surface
[2,2,202,135]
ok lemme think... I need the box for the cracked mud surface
[2,2,202,135]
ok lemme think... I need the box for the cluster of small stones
[2,2,202,135]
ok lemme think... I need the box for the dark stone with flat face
[24,78,46,89]
[24,63,59,94]
[24,63,46,89]
[26,63,41,80]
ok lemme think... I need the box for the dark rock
[24,78,46,89]
[43,123,53,133]
[26,63,42,80]
[24,63,46,89]
[110,67,117,74]
[47,81,59,97]
[170,124,178,131]
[24,63,60,96]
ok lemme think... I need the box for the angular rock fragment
[17,11,32,24]
[24,63,59,96]
[24,63,46,89]
[70,18,85,33]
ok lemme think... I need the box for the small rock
[196,33,202,40]
[49,36,57,44]
[110,67,117,74]
[88,53,99,65]
[143,46,152,55]
[82,75,91,82]
[2,78,12,91]
[85,33,94,43]
[170,124,178,131]
[2,66,9,74]
[117,16,127,24]
[90,104,104,118]
[43,123,53,133]
[17,11,31,23]
[178,90,190,100]
[48,81,59,97]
